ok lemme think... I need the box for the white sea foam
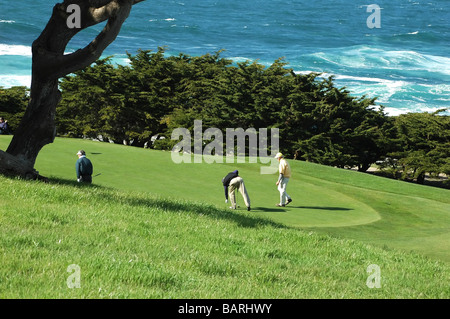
[383,107,412,116]
[293,69,449,115]
[420,54,450,76]
[148,18,176,22]
[384,105,446,116]
[110,57,131,66]
[0,44,32,57]
[309,46,450,77]
[0,75,31,88]
[230,56,255,63]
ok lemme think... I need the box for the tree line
[1,48,449,186]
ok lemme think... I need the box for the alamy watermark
[171,120,279,174]
[67,264,81,289]
[366,4,381,29]
[66,4,81,29]
[366,264,381,289]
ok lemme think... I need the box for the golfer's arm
[277,173,284,183]
[224,185,229,200]
[75,162,80,178]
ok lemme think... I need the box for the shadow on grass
[46,176,111,189]
[253,206,353,213]
[10,176,350,229]
[293,206,353,211]
[253,206,287,213]
[44,176,287,230]
[122,196,288,230]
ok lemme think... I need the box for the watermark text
[171,120,279,174]
[366,4,381,29]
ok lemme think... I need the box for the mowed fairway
[1,136,449,263]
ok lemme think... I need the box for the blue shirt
[76,156,93,178]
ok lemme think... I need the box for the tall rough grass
[1,178,448,298]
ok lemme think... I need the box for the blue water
[1,0,449,115]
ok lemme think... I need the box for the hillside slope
[0,177,448,298]
[1,135,449,264]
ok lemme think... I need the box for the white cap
[274,152,283,159]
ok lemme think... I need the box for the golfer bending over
[222,170,251,211]
[275,153,292,207]
[76,150,93,183]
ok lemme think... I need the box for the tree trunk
[6,80,60,168]
[358,162,371,172]
[416,172,426,184]
[0,0,145,179]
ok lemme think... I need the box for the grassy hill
[0,135,449,298]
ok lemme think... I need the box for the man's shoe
[229,206,236,210]
[276,203,285,207]
[286,199,292,205]
[247,206,251,211]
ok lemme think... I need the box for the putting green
[0,136,380,228]
[250,180,381,228]
[28,137,382,228]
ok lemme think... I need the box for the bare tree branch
[32,0,145,80]
[1,0,145,177]
[54,2,133,78]
[88,0,116,8]
[87,0,145,6]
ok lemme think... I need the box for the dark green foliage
[4,48,448,185]
[382,110,450,185]
[0,86,29,133]
[283,76,388,171]
[57,53,170,146]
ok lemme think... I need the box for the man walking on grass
[76,150,93,183]
[275,153,292,207]
[222,170,251,211]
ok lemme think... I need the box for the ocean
[1,0,449,115]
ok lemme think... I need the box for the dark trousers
[80,175,92,183]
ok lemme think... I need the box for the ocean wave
[149,18,177,22]
[307,46,450,77]
[384,106,448,116]
[230,56,256,63]
[109,56,131,66]
[310,72,409,103]
[0,75,31,88]
[292,69,449,115]
[0,20,16,24]
[0,44,32,57]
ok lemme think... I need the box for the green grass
[1,178,449,298]
[0,135,449,298]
